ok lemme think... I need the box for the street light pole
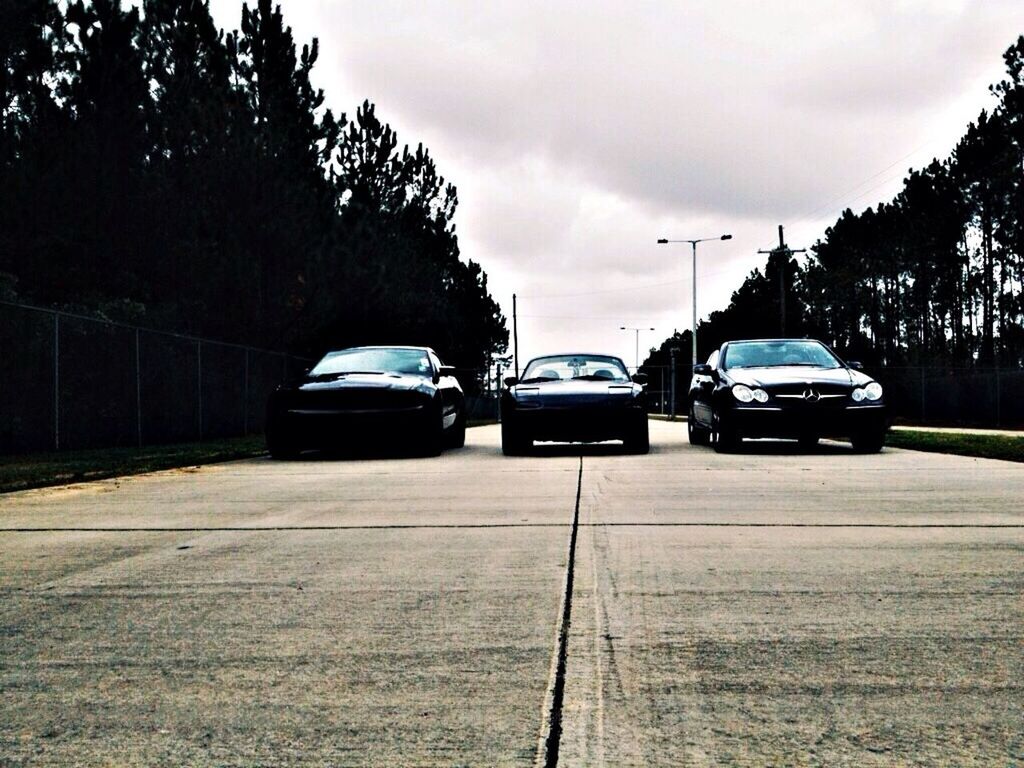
[657,234,732,370]
[620,325,655,372]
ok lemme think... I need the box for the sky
[209,0,1024,372]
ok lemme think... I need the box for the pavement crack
[535,456,583,768]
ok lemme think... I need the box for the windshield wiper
[520,376,559,383]
[751,363,830,368]
[573,374,619,381]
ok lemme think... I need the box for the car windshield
[309,348,432,377]
[521,355,630,382]
[722,341,842,369]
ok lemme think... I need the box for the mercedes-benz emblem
[802,388,820,402]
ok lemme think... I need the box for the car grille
[292,389,424,411]
[767,382,850,405]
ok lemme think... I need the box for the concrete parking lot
[2,420,1022,766]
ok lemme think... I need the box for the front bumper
[506,404,645,442]
[276,404,430,446]
[721,402,889,438]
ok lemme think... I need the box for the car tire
[501,419,530,456]
[713,412,740,454]
[447,408,467,449]
[266,416,301,460]
[624,417,650,455]
[850,430,885,453]
[688,406,711,446]
[418,405,445,457]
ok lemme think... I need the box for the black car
[687,338,889,453]
[265,346,465,458]
[501,353,649,455]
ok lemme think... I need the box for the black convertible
[501,353,649,455]
[687,338,889,453]
[265,346,465,458]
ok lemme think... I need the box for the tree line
[645,35,1024,379]
[0,0,507,382]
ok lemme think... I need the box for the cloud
[207,0,1024,363]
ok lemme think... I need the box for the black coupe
[501,354,649,455]
[687,338,889,453]
[265,346,465,458]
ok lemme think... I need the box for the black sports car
[265,346,465,458]
[688,338,889,453]
[501,353,649,455]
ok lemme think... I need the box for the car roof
[324,345,434,354]
[724,338,824,344]
[525,352,627,364]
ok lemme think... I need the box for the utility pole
[669,346,679,420]
[758,224,805,336]
[512,293,519,379]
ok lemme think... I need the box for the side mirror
[503,376,519,387]
[439,365,457,377]
[631,373,648,385]
[847,361,864,371]
[693,363,712,375]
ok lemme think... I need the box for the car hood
[725,366,870,388]
[293,373,434,394]
[512,379,639,401]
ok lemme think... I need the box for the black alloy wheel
[850,430,885,454]
[712,411,741,454]
[418,404,445,457]
[624,416,650,455]
[266,414,301,460]
[688,406,711,446]
[501,418,531,456]
[447,408,467,449]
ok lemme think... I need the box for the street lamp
[656,234,732,370]
[620,326,655,373]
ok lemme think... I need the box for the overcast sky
[210,0,1024,371]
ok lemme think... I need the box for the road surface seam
[534,457,583,768]
[2,523,1022,532]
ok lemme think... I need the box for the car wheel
[447,408,467,449]
[418,405,445,457]
[266,417,301,460]
[624,416,650,455]
[688,406,710,446]
[713,412,740,454]
[850,430,885,453]
[501,418,530,456]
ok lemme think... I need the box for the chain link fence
[0,301,313,455]
[639,362,1024,429]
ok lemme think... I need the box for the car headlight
[732,385,768,403]
[732,384,754,402]
[864,382,883,401]
[851,388,865,402]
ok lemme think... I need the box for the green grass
[886,430,1024,463]
[0,436,267,494]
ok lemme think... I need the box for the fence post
[53,314,60,450]
[135,329,142,447]
[496,364,502,422]
[920,367,926,422]
[197,341,203,441]
[243,348,249,436]
[660,367,665,415]
[995,364,1001,427]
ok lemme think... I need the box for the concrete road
[1,421,1022,766]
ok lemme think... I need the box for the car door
[691,349,719,427]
